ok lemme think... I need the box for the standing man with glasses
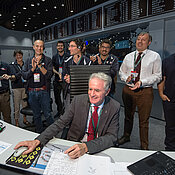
[52,41,69,118]
[90,39,119,96]
[22,40,54,133]
[118,32,162,150]
[63,39,90,107]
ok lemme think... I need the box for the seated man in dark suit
[15,72,120,159]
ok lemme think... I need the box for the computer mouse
[13,146,28,157]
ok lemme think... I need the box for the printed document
[0,140,11,154]
[43,151,112,175]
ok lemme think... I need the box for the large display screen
[115,40,130,50]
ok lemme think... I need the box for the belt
[133,86,152,93]
[0,89,9,94]
[133,87,144,92]
[28,86,46,91]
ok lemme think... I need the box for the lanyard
[134,52,145,70]
[100,55,109,64]
[58,54,64,65]
[16,64,22,71]
[90,106,102,139]
[73,55,83,65]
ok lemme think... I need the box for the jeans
[28,90,54,133]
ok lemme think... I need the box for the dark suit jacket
[36,94,120,154]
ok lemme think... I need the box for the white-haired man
[15,72,120,159]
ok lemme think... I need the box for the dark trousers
[163,101,175,151]
[0,91,11,123]
[53,81,64,115]
[122,85,153,149]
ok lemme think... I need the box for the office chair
[20,97,53,130]
[69,65,111,101]
[60,65,111,139]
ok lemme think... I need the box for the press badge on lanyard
[131,71,138,81]
[59,67,63,73]
[34,73,40,82]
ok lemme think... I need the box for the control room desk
[0,120,175,166]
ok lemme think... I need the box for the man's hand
[90,55,97,62]
[31,58,37,72]
[2,74,11,80]
[129,81,142,90]
[53,68,62,80]
[97,55,102,64]
[64,74,70,84]
[126,75,133,83]
[14,140,40,155]
[160,94,170,102]
[64,143,88,159]
[2,74,16,80]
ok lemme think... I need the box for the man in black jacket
[90,39,119,96]
[22,40,54,133]
[52,41,69,117]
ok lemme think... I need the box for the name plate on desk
[6,145,42,169]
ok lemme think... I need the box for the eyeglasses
[101,46,110,49]
[69,45,77,48]
[57,45,64,47]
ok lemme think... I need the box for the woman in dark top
[10,50,30,127]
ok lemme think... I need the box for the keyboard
[127,151,175,175]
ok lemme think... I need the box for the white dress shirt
[119,49,162,87]
[81,101,104,142]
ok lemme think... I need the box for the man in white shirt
[118,32,162,150]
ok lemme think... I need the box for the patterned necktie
[87,106,99,141]
[134,52,142,84]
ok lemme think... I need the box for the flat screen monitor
[115,40,130,49]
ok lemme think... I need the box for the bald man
[22,40,54,133]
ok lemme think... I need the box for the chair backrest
[69,65,111,101]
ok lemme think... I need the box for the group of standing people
[0,31,175,155]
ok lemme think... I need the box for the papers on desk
[111,162,132,175]
[0,140,11,154]
[29,143,132,175]
[29,143,69,174]
[43,151,112,175]
[79,154,111,175]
